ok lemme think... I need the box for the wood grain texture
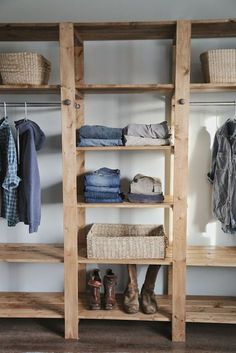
[77,145,173,151]
[0,244,63,263]
[60,22,78,340]
[77,195,174,208]
[76,84,174,93]
[0,23,59,41]
[172,20,191,342]
[0,85,60,94]
[190,83,236,92]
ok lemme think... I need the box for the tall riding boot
[123,264,139,314]
[141,265,161,314]
[88,269,102,310]
[103,268,117,310]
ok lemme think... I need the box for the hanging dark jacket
[208,119,236,233]
[15,119,45,233]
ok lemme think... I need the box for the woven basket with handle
[0,52,51,85]
[87,223,167,259]
[200,49,236,83]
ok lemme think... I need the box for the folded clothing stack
[123,121,171,146]
[78,125,123,147]
[127,174,164,203]
[84,167,123,203]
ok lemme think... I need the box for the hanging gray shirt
[208,119,236,233]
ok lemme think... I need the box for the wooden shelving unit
[0,18,235,342]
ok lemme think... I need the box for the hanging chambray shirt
[0,118,21,226]
[208,119,236,234]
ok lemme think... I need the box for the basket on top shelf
[0,52,51,85]
[200,49,236,83]
[87,223,167,260]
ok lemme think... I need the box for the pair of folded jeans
[127,192,164,203]
[85,185,120,193]
[79,125,123,139]
[79,138,123,147]
[85,197,123,203]
[123,121,170,139]
[84,168,120,187]
[84,191,121,199]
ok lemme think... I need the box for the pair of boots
[88,268,117,310]
[123,264,160,314]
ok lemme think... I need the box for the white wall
[0,0,235,295]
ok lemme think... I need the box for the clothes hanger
[3,102,7,119]
[24,102,28,121]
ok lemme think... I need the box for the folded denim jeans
[84,191,121,199]
[85,196,123,203]
[79,138,123,147]
[79,125,123,139]
[84,168,120,187]
[127,192,164,203]
[85,185,120,193]
[123,121,170,139]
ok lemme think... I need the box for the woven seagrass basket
[87,223,167,259]
[200,49,236,83]
[0,52,51,85]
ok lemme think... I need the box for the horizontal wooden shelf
[0,244,64,263]
[191,19,236,38]
[78,294,171,321]
[1,292,234,323]
[186,246,236,267]
[77,195,173,208]
[76,84,174,94]
[0,23,59,41]
[0,84,60,94]
[78,294,236,324]
[78,246,172,265]
[190,83,236,92]
[186,296,236,324]
[0,292,64,318]
[75,21,176,41]
[77,145,173,152]
[78,246,236,267]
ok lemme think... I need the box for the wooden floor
[0,319,235,353]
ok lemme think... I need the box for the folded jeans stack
[127,174,164,203]
[123,121,171,146]
[78,125,123,147]
[84,167,123,203]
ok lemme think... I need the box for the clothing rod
[190,101,236,106]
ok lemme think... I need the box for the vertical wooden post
[75,43,86,293]
[60,22,78,340]
[172,20,191,342]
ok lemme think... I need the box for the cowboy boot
[88,269,102,310]
[123,264,139,314]
[103,268,117,310]
[140,265,161,314]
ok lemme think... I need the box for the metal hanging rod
[0,100,81,109]
[190,101,236,106]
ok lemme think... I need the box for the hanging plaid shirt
[0,118,21,226]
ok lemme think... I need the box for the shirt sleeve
[207,134,219,184]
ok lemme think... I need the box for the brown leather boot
[103,268,117,310]
[88,269,102,310]
[123,264,139,314]
[140,265,160,314]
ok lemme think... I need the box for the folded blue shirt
[84,168,120,187]
[85,185,120,193]
[84,191,121,199]
[85,197,123,203]
[79,138,123,147]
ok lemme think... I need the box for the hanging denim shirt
[208,119,236,233]
[0,118,20,226]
